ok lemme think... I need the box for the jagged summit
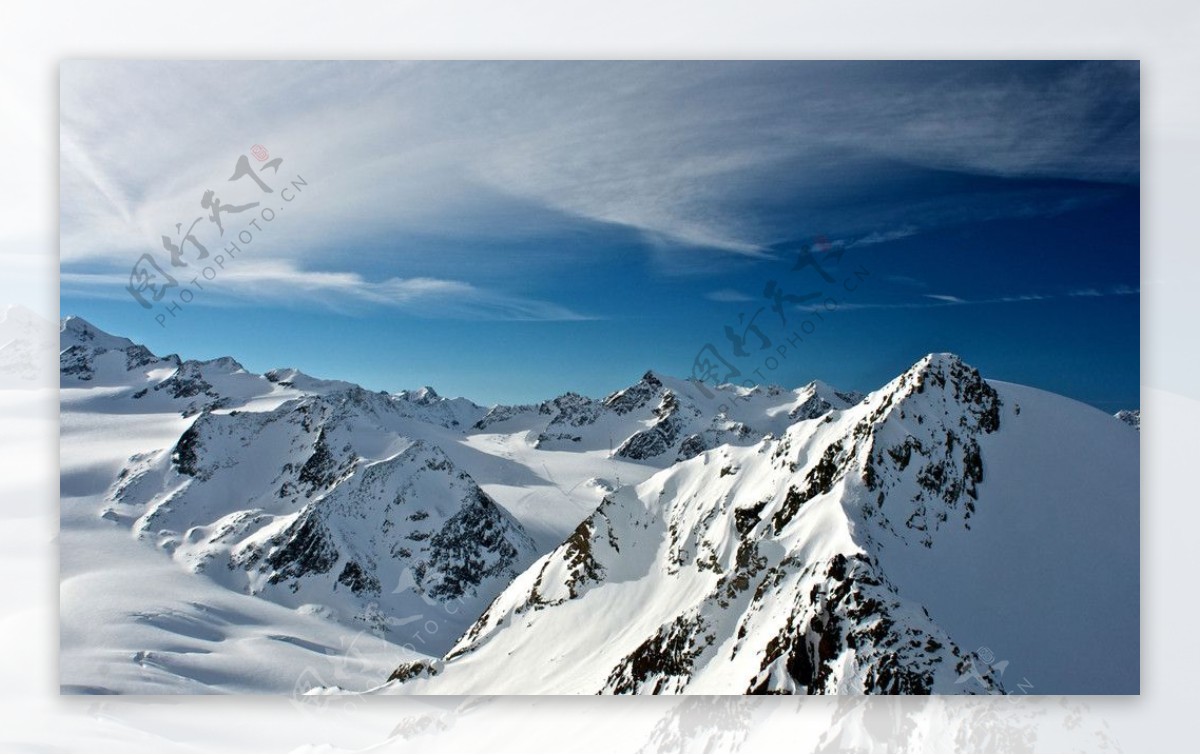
[399,385,441,404]
[192,355,247,373]
[915,351,965,369]
[863,353,1000,429]
[60,314,95,332]
[1115,409,1140,430]
[891,352,974,389]
[379,349,1135,695]
[60,315,137,350]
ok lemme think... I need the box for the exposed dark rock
[263,512,340,587]
[171,421,204,477]
[421,489,527,600]
[337,560,381,595]
[387,660,441,683]
[602,613,710,694]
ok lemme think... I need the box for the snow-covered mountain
[1116,409,1140,430]
[116,391,538,640]
[62,317,542,654]
[59,316,1138,694]
[473,369,862,463]
[62,316,842,676]
[380,356,1139,695]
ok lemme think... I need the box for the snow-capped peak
[378,352,1135,696]
[60,315,137,351]
[263,367,358,395]
[865,352,1001,431]
[1115,409,1140,430]
[399,386,441,404]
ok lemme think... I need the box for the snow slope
[60,393,429,694]
[61,318,540,671]
[60,317,1138,695]
[379,355,1138,695]
[62,317,851,693]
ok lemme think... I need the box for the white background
[1,0,1197,751]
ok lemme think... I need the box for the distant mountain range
[58,315,1140,694]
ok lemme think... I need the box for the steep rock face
[453,494,632,651]
[738,553,988,695]
[116,387,537,645]
[59,344,97,382]
[604,370,667,415]
[614,391,692,461]
[788,354,1004,548]
[234,441,536,610]
[147,358,247,415]
[854,356,999,545]
[472,402,537,431]
[601,551,998,695]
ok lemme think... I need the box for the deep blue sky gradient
[60,61,1140,410]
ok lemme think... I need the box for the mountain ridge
[58,315,1139,694]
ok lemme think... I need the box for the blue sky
[60,61,1139,409]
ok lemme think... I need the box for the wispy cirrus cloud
[799,285,1138,313]
[60,260,591,321]
[848,227,920,248]
[884,274,927,289]
[705,289,755,303]
[60,61,1139,274]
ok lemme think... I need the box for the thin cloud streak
[847,227,919,248]
[705,289,755,303]
[60,261,592,321]
[798,285,1139,313]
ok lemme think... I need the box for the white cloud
[848,227,919,248]
[705,289,755,303]
[59,62,1139,271]
[799,285,1138,312]
[60,260,590,321]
